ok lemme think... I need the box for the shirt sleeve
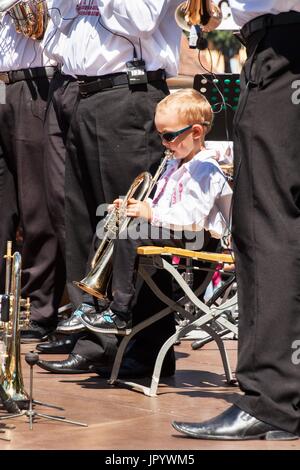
[97,0,175,38]
[0,0,19,13]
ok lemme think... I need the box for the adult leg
[1,77,62,326]
[232,24,300,434]
[43,72,79,306]
[65,81,169,290]
[0,139,18,292]
[65,80,170,359]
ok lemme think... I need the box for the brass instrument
[0,0,48,40]
[0,241,30,407]
[175,0,222,32]
[75,150,173,300]
[220,163,234,184]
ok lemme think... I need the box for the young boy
[79,89,233,335]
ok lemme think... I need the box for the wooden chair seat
[137,246,234,264]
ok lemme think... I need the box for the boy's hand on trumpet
[110,198,152,221]
[126,198,152,220]
[109,198,152,220]
[108,198,122,211]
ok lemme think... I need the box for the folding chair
[191,274,238,350]
[108,246,238,396]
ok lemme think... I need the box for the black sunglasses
[159,121,210,143]
[159,125,193,143]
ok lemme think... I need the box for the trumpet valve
[4,241,12,260]
[24,297,31,327]
[20,297,31,329]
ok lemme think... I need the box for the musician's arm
[97,0,175,38]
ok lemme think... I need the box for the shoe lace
[74,303,93,317]
[102,314,114,324]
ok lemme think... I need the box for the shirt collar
[174,148,218,174]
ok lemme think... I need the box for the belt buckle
[0,73,9,84]
[78,80,88,97]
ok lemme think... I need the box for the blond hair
[156,88,213,136]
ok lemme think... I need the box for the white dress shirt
[46,0,182,77]
[150,149,232,239]
[41,15,68,65]
[0,13,54,71]
[229,0,300,27]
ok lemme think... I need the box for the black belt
[0,66,56,85]
[240,11,300,42]
[77,69,166,96]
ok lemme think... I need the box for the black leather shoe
[172,405,299,441]
[80,308,132,335]
[91,356,175,379]
[37,353,104,374]
[21,321,56,343]
[56,303,96,334]
[36,334,79,354]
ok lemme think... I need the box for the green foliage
[207,30,241,57]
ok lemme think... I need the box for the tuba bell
[0,241,30,408]
[175,0,222,32]
[75,150,173,300]
[0,0,49,40]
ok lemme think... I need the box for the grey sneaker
[56,303,96,334]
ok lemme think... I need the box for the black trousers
[232,22,300,434]
[65,80,170,301]
[67,80,179,366]
[110,223,206,316]
[0,76,62,325]
[43,71,79,305]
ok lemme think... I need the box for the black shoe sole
[37,362,91,374]
[36,346,73,354]
[56,325,87,334]
[21,334,50,344]
[80,317,131,335]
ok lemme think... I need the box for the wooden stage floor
[0,338,299,451]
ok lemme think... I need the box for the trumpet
[175,0,222,32]
[0,241,30,407]
[75,150,174,300]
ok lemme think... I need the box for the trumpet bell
[175,1,222,33]
[73,241,114,300]
[73,280,109,301]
